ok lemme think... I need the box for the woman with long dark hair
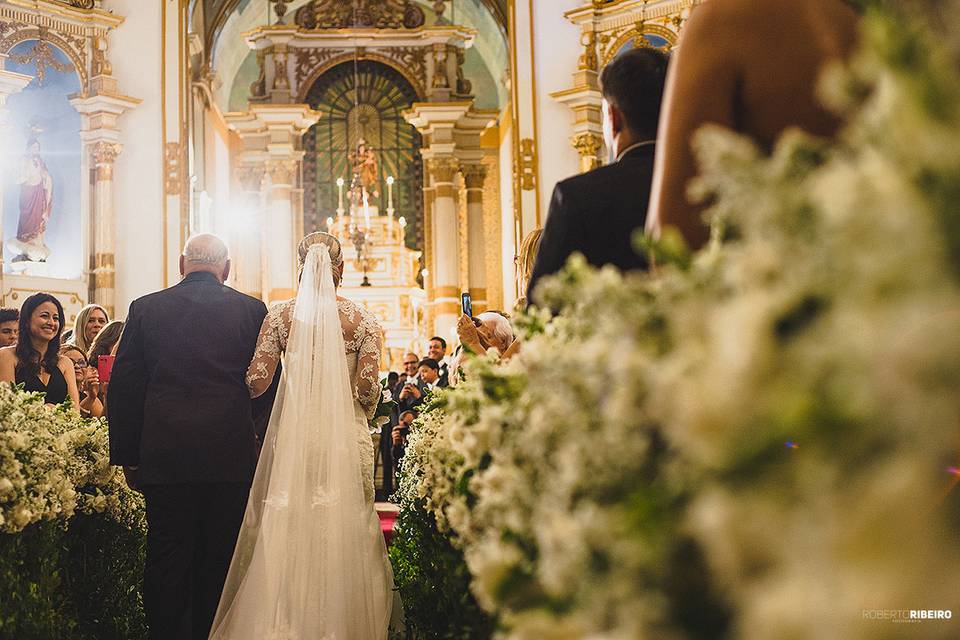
[0,292,80,407]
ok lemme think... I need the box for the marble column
[235,164,265,298]
[265,158,300,302]
[462,163,488,313]
[427,157,461,334]
[90,142,123,317]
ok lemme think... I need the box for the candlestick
[362,192,370,228]
[336,177,345,217]
[386,175,395,218]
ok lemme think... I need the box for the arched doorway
[302,60,424,253]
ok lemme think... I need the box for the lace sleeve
[246,302,291,399]
[356,312,383,420]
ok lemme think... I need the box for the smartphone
[461,292,473,318]
[98,355,116,384]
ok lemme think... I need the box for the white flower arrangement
[395,3,960,638]
[0,384,145,534]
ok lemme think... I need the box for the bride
[210,232,393,639]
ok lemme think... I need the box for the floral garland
[0,384,145,534]
[394,2,960,638]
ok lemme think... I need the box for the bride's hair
[298,232,344,286]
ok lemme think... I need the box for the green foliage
[0,515,147,640]
[389,501,495,640]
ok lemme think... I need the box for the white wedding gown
[209,245,393,639]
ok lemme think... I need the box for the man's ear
[179,255,185,277]
[609,103,624,137]
[222,259,231,283]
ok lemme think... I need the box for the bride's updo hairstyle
[297,232,344,286]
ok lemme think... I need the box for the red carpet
[376,503,399,545]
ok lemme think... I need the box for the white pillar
[462,163,488,313]
[427,157,461,335]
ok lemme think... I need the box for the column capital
[267,158,299,185]
[427,157,460,184]
[461,163,487,190]
[237,164,266,192]
[91,140,122,165]
[571,132,604,173]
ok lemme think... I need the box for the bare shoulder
[57,354,74,373]
[0,346,15,362]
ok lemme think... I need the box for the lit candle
[326,216,334,229]
[336,177,345,218]
[386,175,395,218]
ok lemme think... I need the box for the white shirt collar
[616,140,656,163]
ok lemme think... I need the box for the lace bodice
[246,297,383,419]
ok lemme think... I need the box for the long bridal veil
[210,244,392,639]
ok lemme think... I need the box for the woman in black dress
[0,292,80,407]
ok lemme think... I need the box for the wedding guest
[513,228,542,312]
[397,352,420,395]
[87,319,124,365]
[397,376,424,414]
[61,344,103,418]
[0,293,80,407]
[108,233,277,640]
[452,311,518,386]
[70,303,109,355]
[527,47,669,307]
[387,371,399,392]
[647,0,859,250]
[427,336,450,386]
[417,358,445,392]
[0,308,18,347]
[391,409,417,472]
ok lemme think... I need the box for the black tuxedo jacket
[527,143,655,307]
[108,272,274,485]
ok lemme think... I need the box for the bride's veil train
[210,243,392,639]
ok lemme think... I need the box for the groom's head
[181,233,231,283]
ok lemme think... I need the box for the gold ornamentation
[270,0,291,21]
[91,141,121,180]
[294,0,425,30]
[572,132,603,173]
[9,39,74,87]
[250,50,267,99]
[91,34,111,76]
[462,164,487,191]
[267,159,299,185]
[519,138,537,191]
[428,157,459,184]
[431,43,449,89]
[164,142,182,196]
[578,31,599,72]
[273,47,290,91]
[237,165,265,192]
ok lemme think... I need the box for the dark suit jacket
[108,272,273,485]
[527,143,655,307]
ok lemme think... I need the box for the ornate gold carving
[237,165,265,192]
[428,157,459,184]
[164,142,182,196]
[294,0,425,30]
[250,50,267,99]
[519,138,537,191]
[94,252,115,269]
[270,0,291,21]
[578,31,599,72]
[296,48,426,102]
[462,164,487,191]
[572,132,603,173]
[431,43,450,89]
[91,34,111,76]
[59,0,96,8]
[267,159,299,185]
[91,141,121,180]
[9,39,74,86]
[273,47,290,91]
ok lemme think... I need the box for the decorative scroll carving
[428,157,459,184]
[58,0,96,9]
[578,31,599,72]
[295,47,346,84]
[294,0,425,30]
[0,24,90,92]
[8,39,74,86]
[519,138,537,191]
[164,142,182,196]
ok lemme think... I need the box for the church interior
[0,0,692,367]
[2,0,960,639]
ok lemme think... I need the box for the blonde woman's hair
[514,228,543,310]
[87,320,124,364]
[298,232,344,286]
[71,304,109,354]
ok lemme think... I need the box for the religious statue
[9,136,54,263]
[348,138,380,206]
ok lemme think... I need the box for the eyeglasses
[403,360,418,366]
[68,359,86,369]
